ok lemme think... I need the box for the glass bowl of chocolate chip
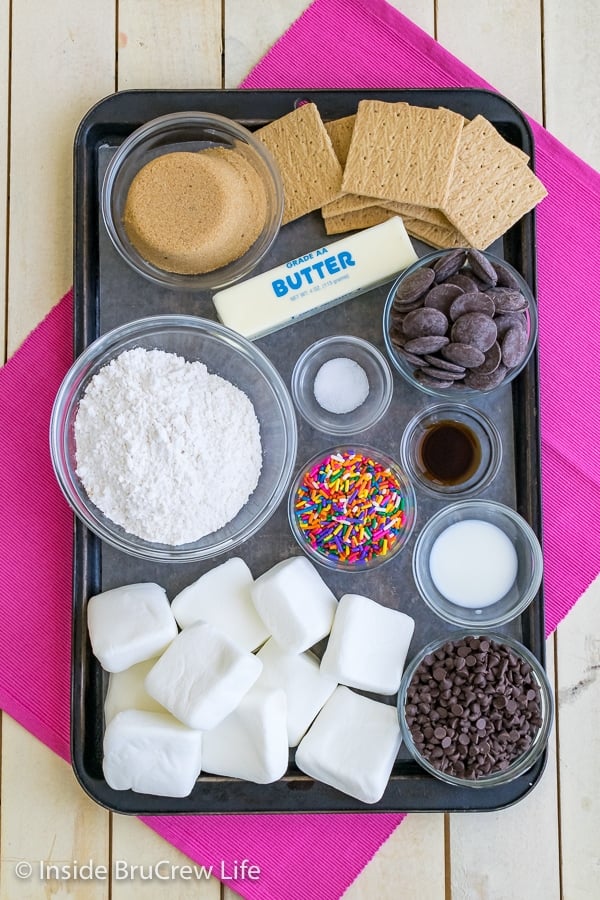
[397,632,553,788]
[383,248,538,396]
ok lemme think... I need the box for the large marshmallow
[256,638,337,746]
[295,686,402,804]
[202,685,288,783]
[104,658,165,724]
[251,557,337,654]
[320,594,415,694]
[144,622,262,730]
[103,710,203,798]
[171,557,269,651]
[87,583,177,673]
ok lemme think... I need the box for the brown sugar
[123,148,268,275]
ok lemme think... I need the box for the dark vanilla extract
[417,420,481,486]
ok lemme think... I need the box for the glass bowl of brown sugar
[101,111,284,290]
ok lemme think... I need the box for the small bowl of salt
[291,335,393,436]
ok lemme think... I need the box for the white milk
[429,519,518,608]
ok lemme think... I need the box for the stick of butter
[212,216,417,340]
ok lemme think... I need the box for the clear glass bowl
[50,315,298,562]
[412,499,543,628]
[291,335,393,436]
[383,249,538,398]
[101,111,284,290]
[397,630,553,788]
[288,445,417,572]
[400,402,502,498]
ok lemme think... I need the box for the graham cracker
[510,144,530,164]
[323,206,396,236]
[322,192,378,218]
[322,195,453,228]
[403,217,467,250]
[342,100,464,208]
[324,115,356,167]
[255,103,343,224]
[380,200,452,229]
[442,115,547,248]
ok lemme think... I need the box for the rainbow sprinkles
[293,450,410,565]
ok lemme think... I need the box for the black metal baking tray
[71,88,544,814]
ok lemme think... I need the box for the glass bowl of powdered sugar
[50,315,297,562]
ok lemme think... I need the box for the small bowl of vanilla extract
[400,403,502,498]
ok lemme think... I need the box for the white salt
[313,357,369,414]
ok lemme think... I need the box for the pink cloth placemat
[1,1,599,899]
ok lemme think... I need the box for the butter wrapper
[212,217,417,340]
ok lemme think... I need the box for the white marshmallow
[171,557,269,651]
[320,593,415,694]
[256,638,337,746]
[251,557,337,654]
[103,710,202,798]
[295,686,402,804]
[87,583,177,673]
[104,658,165,724]
[202,685,288,783]
[144,622,262,730]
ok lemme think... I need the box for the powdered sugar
[74,347,262,545]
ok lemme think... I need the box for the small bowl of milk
[412,500,543,628]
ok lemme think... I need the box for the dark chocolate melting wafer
[394,266,435,305]
[449,291,495,321]
[467,248,498,286]
[451,312,497,352]
[424,283,464,314]
[403,307,448,338]
[432,249,467,282]
[404,335,450,355]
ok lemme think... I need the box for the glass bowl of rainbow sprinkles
[288,446,417,572]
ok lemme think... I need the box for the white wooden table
[2,2,599,897]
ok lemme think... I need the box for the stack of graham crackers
[255,100,547,249]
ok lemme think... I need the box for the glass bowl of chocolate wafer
[397,631,553,788]
[383,248,538,397]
